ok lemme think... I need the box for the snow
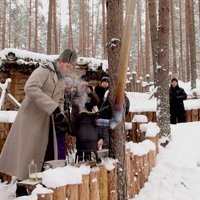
[0,111,18,123]
[126,140,156,156]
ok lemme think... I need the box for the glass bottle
[28,159,38,181]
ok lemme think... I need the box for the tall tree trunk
[29,0,32,51]
[185,0,190,81]
[34,0,38,52]
[148,0,158,83]
[179,0,184,81]
[79,0,83,55]
[8,0,11,48]
[47,0,53,54]
[102,0,107,59]
[199,0,200,29]
[137,0,144,78]
[2,0,6,49]
[91,0,94,57]
[189,0,197,89]
[106,0,124,199]
[53,0,58,54]
[157,0,171,145]
[145,0,151,77]
[170,0,177,77]
[68,0,73,49]
[86,0,90,57]
[93,0,100,57]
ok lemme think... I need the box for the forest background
[1,0,200,83]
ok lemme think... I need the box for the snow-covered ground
[0,122,200,200]
[131,122,200,200]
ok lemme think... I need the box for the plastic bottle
[28,159,38,181]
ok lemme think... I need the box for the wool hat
[81,74,90,82]
[101,76,109,83]
[57,49,77,66]
[171,78,178,83]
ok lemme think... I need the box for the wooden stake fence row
[126,109,200,123]
[34,136,157,200]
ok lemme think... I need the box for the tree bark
[185,0,190,81]
[2,0,6,49]
[47,0,53,54]
[157,0,171,145]
[29,0,32,51]
[102,0,107,59]
[179,0,184,81]
[106,0,124,199]
[53,0,58,54]
[145,0,151,77]
[148,0,158,83]
[34,0,38,52]
[170,0,177,77]
[189,0,197,89]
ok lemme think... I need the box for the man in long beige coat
[0,49,77,181]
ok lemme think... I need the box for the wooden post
[107,166,117,200]
[78,175,89,200]
[89,170,100,200]
[53,186,66,200]
[98,165,108,200]
[131,122,138,142]
[126,149,131,198]
[185,110,192,122]
[191,109,198,121]
[37,193,53,200]
[66,184,79,200]
[143,154,149,181]
[138,156,145,189]
[129,153,136,198]
[146,136,159,153]
[134,155,141,194]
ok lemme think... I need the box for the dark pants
[56,133,66,160]
[44,119,54,162]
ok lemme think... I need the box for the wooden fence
[126,109,200,123]
[0,119,158,200]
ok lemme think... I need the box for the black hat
[57,49,77,66]
[171,78,178,83]
[87,85,93,91]
[81,74,90,82]
[101,76,109,83]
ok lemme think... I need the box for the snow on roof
[0,48,108,71]
[0,48,57,63]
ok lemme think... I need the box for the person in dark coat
[95,76,109,109]
[71,76,100,162]
[97,91,130,149]
[169,78,187,124]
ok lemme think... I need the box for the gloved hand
[53,107,65,123]
[54,112,65,123]
[53,107,61,115]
